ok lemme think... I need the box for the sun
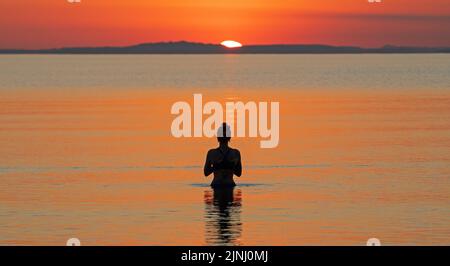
[221,40,243,48]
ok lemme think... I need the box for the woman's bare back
[204,147,242,187]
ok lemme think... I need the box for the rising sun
[221,40,243,48]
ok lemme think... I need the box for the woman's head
[217,123,231,144]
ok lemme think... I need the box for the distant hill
[1,41,449,54]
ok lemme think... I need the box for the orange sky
[1,0,449,49]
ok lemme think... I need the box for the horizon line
[1,41,449,55]
[1,40,450,51]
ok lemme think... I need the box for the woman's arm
[233,150,242,177]
[203,150,214,177]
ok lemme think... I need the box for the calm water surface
[0,55,449,245]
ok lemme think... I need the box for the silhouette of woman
[203,123,242,187]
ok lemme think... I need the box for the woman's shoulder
[207,148,219,155]
[208,147,240,155]
[230,147,240,152]
[229,148,241,157]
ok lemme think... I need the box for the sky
[1,0,450,49]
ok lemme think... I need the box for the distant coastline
[1,41,449,54]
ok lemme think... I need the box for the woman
[203,123,242,187]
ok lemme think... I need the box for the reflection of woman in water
[203,123,242,187]
[204,187,242,245]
